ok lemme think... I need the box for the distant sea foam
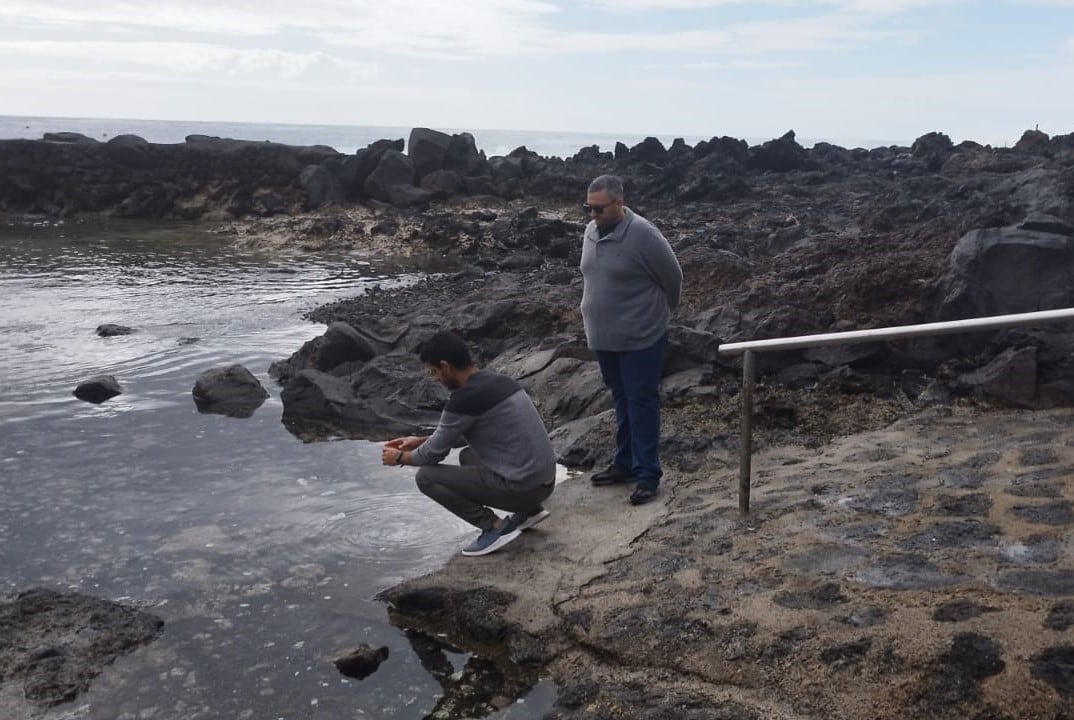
[0,115,904,159]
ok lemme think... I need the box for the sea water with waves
[0,211,561,713]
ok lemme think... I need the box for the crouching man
[382,331,556,556]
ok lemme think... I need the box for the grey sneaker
[461,523,522,557]
[502,506,550,534]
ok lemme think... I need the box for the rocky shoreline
[5,125,1074,717]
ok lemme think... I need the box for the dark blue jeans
[594,333,668,489]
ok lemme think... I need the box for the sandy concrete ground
[385,404,1074,719]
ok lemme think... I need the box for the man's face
[426,361,461,390]
[585,190,623,229]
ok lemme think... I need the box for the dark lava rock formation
[0,589,162,708]
[252,126,1074,460]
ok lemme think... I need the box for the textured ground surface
[387,403,1074,719]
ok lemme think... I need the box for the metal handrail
[716,307,1074,515]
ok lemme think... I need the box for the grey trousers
[415,447,555,531]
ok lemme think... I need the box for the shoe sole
[461,528,522,556]
[516,509,550,531]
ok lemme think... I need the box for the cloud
[532,13,908,56]
[670,59,807,70]
[313,0,565,56]
[1,0,561,41]
[1,0,931,59]
[581,0,964,14]
[323,9,916,58]
[827,0,964,13]
[2,1,284,36]
[580,0,752,9]
[0,40,377,83]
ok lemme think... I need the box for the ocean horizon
[0,114,911,160]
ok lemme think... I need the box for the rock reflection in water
[281,411,439,444]
[403,629,540,720]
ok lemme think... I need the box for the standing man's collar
[593,207,635,240]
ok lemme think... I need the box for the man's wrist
[395,450,405,466]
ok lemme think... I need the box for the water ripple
[308,491,467,561]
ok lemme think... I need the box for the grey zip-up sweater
[410,370,556,488]
[580,207,683,351]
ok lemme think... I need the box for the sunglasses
[583,200,618,215]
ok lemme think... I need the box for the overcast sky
[2,0,1072,147]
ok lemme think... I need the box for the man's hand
[385,436,426,451]
[381,445,406,466]
[382,436,426,466]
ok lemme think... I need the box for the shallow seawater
[0,220,555,719]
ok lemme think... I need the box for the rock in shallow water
[95,323,134,337]
[333,644,389,679]
[191,363,269,418]
[72,374,122,403]
[0,588,163,707]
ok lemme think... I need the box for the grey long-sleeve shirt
[580,207,683,352]
[409,370,557,488]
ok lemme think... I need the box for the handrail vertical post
[739,350,755,516]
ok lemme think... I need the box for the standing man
[580,175,683,505]
[382,331,556,556]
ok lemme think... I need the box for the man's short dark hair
[418,331,473,370]
[588,174,624,199]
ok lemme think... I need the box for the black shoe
[629,485,659,505]
[590,464,634,486]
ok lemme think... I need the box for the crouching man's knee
[414,467,436,497]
